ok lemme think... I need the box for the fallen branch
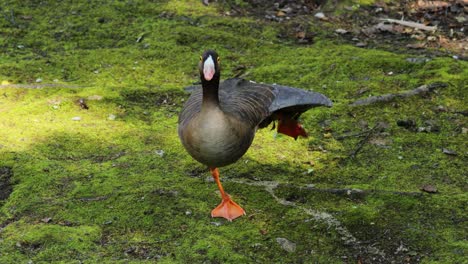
[379,18,437,31]
[350,82,447,106]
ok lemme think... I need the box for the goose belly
[180,116,254,168]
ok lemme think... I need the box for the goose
[178,50,332,221]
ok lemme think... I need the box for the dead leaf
[355,42,367,47]
[276,11,286,17]
[335,28,348,34]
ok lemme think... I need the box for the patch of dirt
[0,166,13,201]
[223,0,467,58]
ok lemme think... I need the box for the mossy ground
[0,1,466,263]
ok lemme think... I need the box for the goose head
[199,50,220,83]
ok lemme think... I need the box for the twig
[380,18,437,31]
[348,123,382,159]
[350,82,447,106]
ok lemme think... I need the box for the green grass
[0,0,467,263]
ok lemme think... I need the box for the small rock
[355,42,367,47]
[210,222,222,227]
[420,184,438,193]
[35,78,43,83]
[417,127,428,133]
[276,237,296,253]
[155,149,165,157]
[442,148,458,156]
[335,28,348,34]
[280,7,293,13]
[41,217,52,223]
[205,176,214,183]
[314,12,326,19]
[423,120,440,132]
[406,43,426,49]
[108,114,116,121]
[71,116,81,121]
[406,58,431,64]
[185,210,192,216]
[434,105,447,112]
[455,16,466,23]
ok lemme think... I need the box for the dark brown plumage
[178,50,332,221]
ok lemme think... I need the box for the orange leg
[210,168,246,221]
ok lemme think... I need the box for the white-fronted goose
[178,50,332,221]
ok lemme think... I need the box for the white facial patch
[203,55,215,81]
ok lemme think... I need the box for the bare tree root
[350,82,448,107]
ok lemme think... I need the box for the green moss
[0,0,466,263]
[0,221,101,262]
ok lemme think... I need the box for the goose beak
[203,55,215,81]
